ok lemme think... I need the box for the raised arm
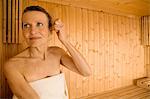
[4,62,40,99]
[54,19,92,76]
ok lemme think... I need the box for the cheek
[41,29,50,37]
[23,31,29,38]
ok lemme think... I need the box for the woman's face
[22,11,50,47]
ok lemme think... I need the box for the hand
[54,19,68,42]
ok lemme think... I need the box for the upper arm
[55,47,82,75]
[4,63,39,99]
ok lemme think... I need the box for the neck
[28,44,48,60]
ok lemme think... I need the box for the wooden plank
[87,85,137,98]
[82,8,89,97]
[103,13,108,91]
[144,16,149,45]
[149,16,150,45]
[54,4,62,47]
[118,15,124,88]
[115,15,119,89]
[88,9,94,95]
[8,0,12,43]
[129,17,133,85]
[124,16,129,85]
[38,0,150,16]
[141,17,144,45]
[116,87,143,96]
[12,0,16,43]
[93,11,99,93]
[143,16,145,45]
[2,0,7,43]
[18,0,23,43]
[130,90,150,99]
[15,0,19,43]
[98,11,105,92]
[120,88,148,98]
[105,13,110,90]
[60,5,71,97]
[121,16,126,86]
[109,14,114,89]
[148,46,150,77]
[112,14,118,89]
[0,0,3,97]
[75,7,83,98]
[140,92,150,99]
[68,6,77,99]
[46,2,56,46]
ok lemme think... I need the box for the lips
[29,37,41,40]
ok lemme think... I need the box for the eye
[23,23,30,29]
[37,22,43,27]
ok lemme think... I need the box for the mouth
[29,37,41,40]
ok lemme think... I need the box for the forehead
[22,11,48,23]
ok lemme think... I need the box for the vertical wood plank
[75,7,83,98]
[82,8,89,97]
[0,0,3,97]
[8,0,12,43]
[103,13,109,90]
[19,0,23,43]
[61,5,70,97]
[54,4,62,47]
[11,0,16,43]
[88,9,94,95]
[149,16,150,45]
[99,12,105,92]
[93,11,99,93]
[2,0,7,43]
[109,14,114,89]
[15,0,19,43]
[69,6,77,99]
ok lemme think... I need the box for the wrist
[60,38,69,45]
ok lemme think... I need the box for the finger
[54,18,61,25]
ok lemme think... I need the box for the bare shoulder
[3,48,28,75]
[4,58,21,74]
[3,59,18,80]
[48,46,67,55]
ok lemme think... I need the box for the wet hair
[23,6,52,29]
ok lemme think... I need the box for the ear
[48,27,53,35]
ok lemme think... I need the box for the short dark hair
[23,6,52,29]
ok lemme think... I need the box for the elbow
[82,69,92,77]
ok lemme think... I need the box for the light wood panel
[79,85,150,99]
[2,0,21,44]
[141,16,150,46]
[0,0,147,98]
[0,0,2,97]
[145,47,150,77]
[38,0,150,16]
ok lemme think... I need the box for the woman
[4,6,91,99]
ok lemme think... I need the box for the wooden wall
[141,16,150,78]
[0,0,2,97]
[0,0,146,99]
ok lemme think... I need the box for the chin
[28,41,47,47]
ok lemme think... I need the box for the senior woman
[4,6,91,99]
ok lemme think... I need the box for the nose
[30,26,37,35]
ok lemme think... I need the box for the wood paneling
[141,16,150,46]
[0,0,147,98]
[2,0,21,44]
[38,0,150,16]
[145,47,150,77]
[79,85,150,99]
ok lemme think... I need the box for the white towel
[13,73,68,99]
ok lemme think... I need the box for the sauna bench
[78,85,150,99]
